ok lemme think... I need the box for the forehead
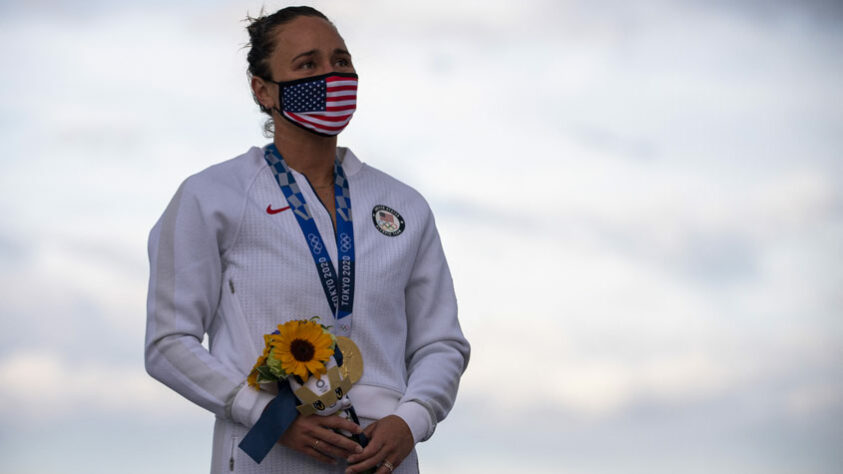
[273,16,347,59]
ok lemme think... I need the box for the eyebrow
[290,48,352,63]
[291,49,318,63]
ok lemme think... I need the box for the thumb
[362,419,378,439]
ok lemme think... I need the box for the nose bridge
[318,56,335,75]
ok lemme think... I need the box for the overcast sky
[0,1,841,473]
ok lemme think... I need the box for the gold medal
[336,336,363,384]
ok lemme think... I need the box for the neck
[273,121,337,188]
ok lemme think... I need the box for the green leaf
[256,365,276,381]
[266,355,287,379]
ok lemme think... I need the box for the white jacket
[145,146,470,473]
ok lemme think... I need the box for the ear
[251,76,276,110]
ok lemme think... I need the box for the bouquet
[248,317,338,388]
[240,317,367,465]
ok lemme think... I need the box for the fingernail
[345,469,354,474]
[355,445,363,453]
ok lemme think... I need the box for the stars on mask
[283,80,327,113]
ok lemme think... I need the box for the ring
[312,440,321,450]
[382,460,395,472]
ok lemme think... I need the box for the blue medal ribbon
[238,144,358,465]
[263,143,356,336]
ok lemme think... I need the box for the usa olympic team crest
[372,205,405,236]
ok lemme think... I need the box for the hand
[279,413,364,464]
[345,415,414,474]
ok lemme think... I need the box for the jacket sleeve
[145,174,274,427]
[392,204,470,442]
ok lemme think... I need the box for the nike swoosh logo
[266,204,291,215]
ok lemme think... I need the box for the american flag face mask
[273,72,358,137]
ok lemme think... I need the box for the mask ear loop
[273,80,285,119]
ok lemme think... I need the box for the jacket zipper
[301,174,338,237]
[230,436,239,471]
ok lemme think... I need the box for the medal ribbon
[263,144,355,337]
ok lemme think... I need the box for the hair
[245,6,333,136]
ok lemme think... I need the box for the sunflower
[247,336,276,387]
[272,320,335,381]
[247,365,260,388]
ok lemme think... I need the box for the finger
[376,458,400,474]
[362,421,376,439]
[348,451,395,474]
[345,451,383,474]
[311,437,343,459]
[297,415,363,455]
[303,441,337,465]
[345,432,383,464]
[317,414,363,435]
[306,450,336,465]
[347,419,388,464]
[318,430,364,456]
[312,433,362,459]
[346,439,385,471]
[279,416,351,463]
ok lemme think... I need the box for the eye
[334,57,353,69]
[313,400,326,411]
[334,387,343,397]
[298,60,316,70]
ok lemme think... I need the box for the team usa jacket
[145,146,470,472]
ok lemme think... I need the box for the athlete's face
[251,16,355,112]
[269,16,355,82]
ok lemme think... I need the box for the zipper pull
[229,435,239,471]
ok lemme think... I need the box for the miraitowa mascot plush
[288,337,363,437]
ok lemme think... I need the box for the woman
[145,6,470,474]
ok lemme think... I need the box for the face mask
[272,72,358,137]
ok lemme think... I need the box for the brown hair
[245,6,333,134]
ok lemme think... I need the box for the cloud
[0,351,205,424]
[0,1,840,473]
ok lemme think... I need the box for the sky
[0,0,841,473]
